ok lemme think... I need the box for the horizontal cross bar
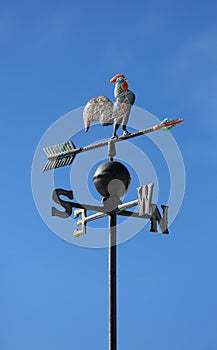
[74,200,140,223]
[118,210,151,219]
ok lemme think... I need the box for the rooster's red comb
[110,74,125,83]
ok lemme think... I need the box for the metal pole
[109,213,117,350]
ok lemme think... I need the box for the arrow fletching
[43,141,76,171]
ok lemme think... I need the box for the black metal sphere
[93,161,131,198]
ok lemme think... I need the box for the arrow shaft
[46,119,184,161]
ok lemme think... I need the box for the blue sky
[1,0,217,349]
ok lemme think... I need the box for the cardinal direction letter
[150,204,169,234]
[51,188,73,218]
[74,209,87,237]
[137,183,154,215]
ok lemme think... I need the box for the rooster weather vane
[43,74,183,171]
[43,73,184,235]
[43,74,184,350]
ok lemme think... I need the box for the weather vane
[43,74,184,350]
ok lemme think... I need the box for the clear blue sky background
[1,0,217,349]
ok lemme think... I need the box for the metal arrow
[43,118,184,171]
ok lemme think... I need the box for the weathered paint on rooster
[83,74,135,138]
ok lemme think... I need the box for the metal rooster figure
[83,74,135,138]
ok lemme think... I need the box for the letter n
[150,204,169,234]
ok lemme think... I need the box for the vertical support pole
[109,213,117,350]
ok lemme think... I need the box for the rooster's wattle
[83,74,135,138]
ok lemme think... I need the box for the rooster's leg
[111,123,120,138]
[122,124,131,136]
[121,107,131,136]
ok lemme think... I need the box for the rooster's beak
[124,77,128,82]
